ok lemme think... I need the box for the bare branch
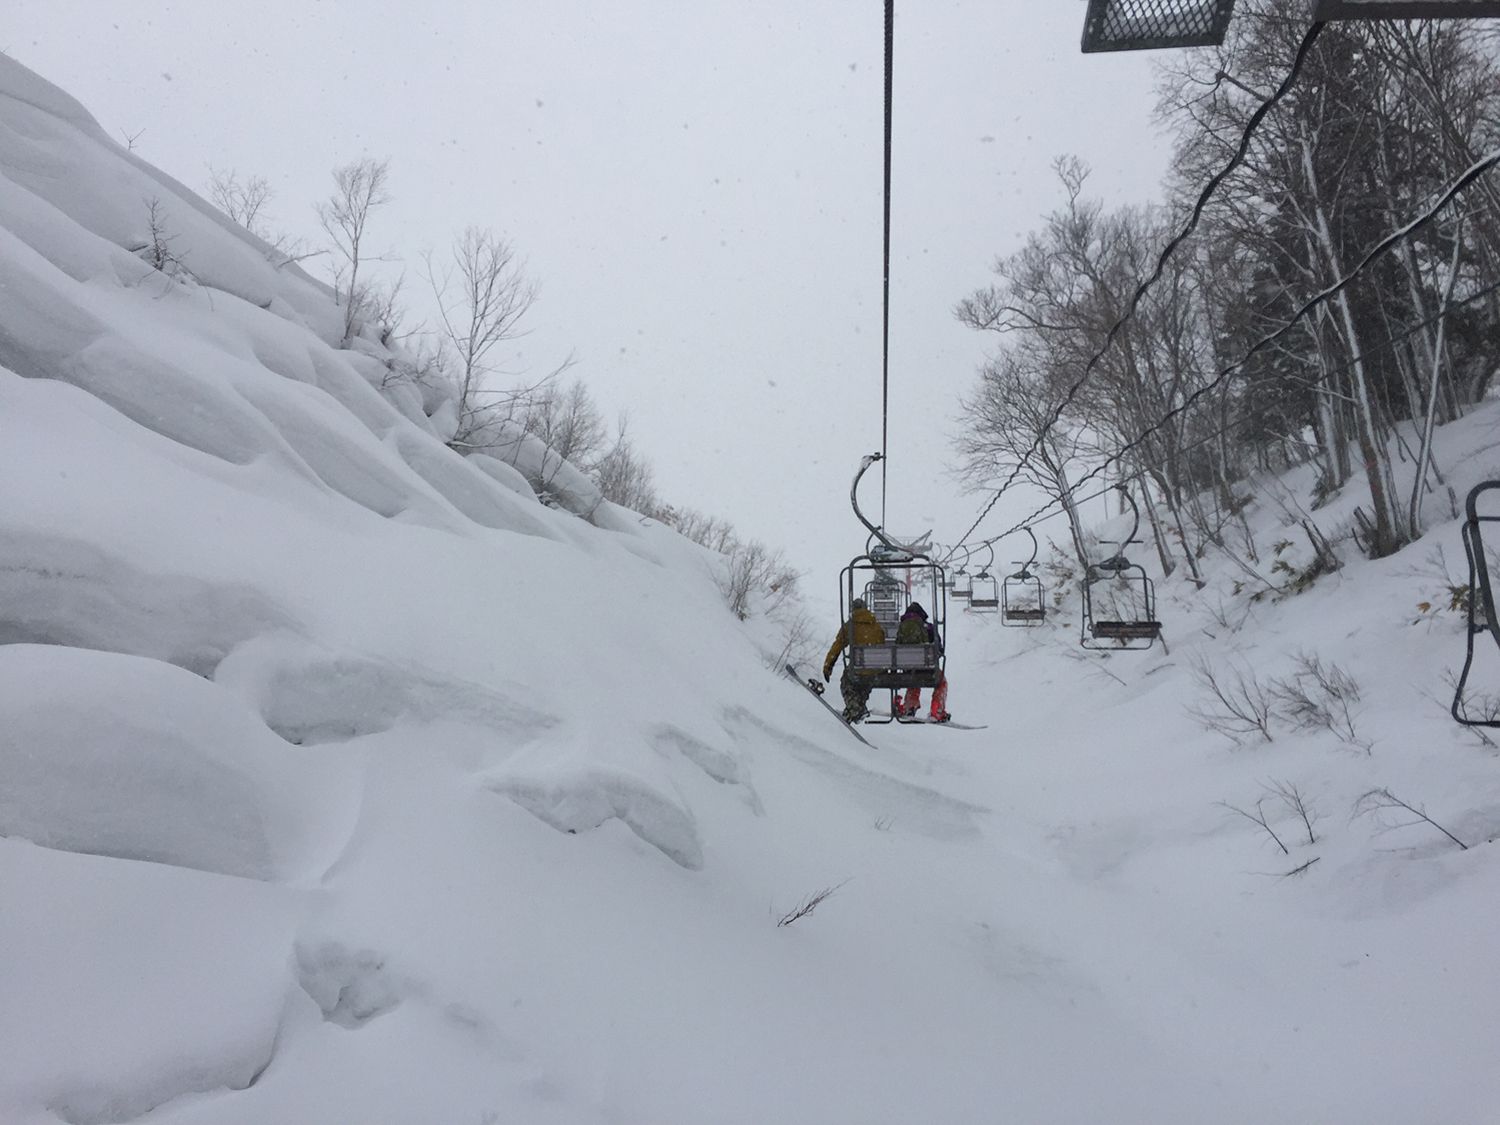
[1218,797,1290,854]
[776,880,850,927]
[1353,787,1468,850]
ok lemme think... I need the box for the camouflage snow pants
[839,666,875,722]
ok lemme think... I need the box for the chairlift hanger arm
[852,454,900,553]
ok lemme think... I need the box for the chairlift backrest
[864,578,905,634]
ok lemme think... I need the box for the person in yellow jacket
[823,597,886,722]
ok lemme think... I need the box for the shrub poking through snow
[1188,656,1276,744]
[776,881,848,928]
[1353,788,1469,851]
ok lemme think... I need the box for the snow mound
[0,529,295,677]
[295,941,409,1030]
[0,645,357,882]
[215,632,556,745]
[0,839,300,1125]
[482,734,704,869]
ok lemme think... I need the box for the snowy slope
[2,52,1499,1125]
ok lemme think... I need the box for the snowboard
[895,715,988,730]
[785,664,874,746]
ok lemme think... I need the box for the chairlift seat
[1004,607,1046,622]
[849,642,942,689]
[1090,620,1162,642]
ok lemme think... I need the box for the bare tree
[135,197,193,285]
[207,165,317,266]
[521,378,608,470]
[207,166,273,232]
[315,157,392,344]
[592,419,662,515]
[424,226,541,445]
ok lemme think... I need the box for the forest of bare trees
[957,5,1500,573]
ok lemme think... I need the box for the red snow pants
[901,674,948,719]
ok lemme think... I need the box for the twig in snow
[1280,856,1321,878]
[777,880,850,927]
[1352,788,1468,851]
[1265,778,1320,845]
[1218,798,1289,854]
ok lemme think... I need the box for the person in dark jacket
[824,597,886,722]
[895,602,949,722]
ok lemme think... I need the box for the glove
[823,665,833,683]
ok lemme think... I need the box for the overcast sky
[6,1,1175,607]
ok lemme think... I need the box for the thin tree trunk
[1410,227,1463,534]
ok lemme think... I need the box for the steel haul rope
[881,0,894,529]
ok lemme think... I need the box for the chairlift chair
[1080,488,1162,650]
[1002,528,1048,627]
[950,549,972,603]
[835,456,949,716]
[1452,481,1500,726]
[968,543,999,611]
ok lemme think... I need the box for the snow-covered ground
[2,53,1498,1125]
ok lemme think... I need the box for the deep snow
[2,51,1498,1125]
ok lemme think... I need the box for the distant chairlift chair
[1452,481,1500,726]
[1002,527,1047,627]
[1080,488,1161,651]
[950,552,972,604]
[968,543,999,612]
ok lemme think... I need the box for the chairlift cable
[955,154,1500,554]
[881,0,895,530]
[948,19,1327,553]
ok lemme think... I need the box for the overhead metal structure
[1081,0,1237,52]
[1083,0,1500,54]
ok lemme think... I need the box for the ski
[785,664,874,746]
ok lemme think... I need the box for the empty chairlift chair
[950,558,972,605]
[968,544,999,612]
[1453,481,1500,726]
[1002,528,1047,627]
[1080,488,1161,651]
